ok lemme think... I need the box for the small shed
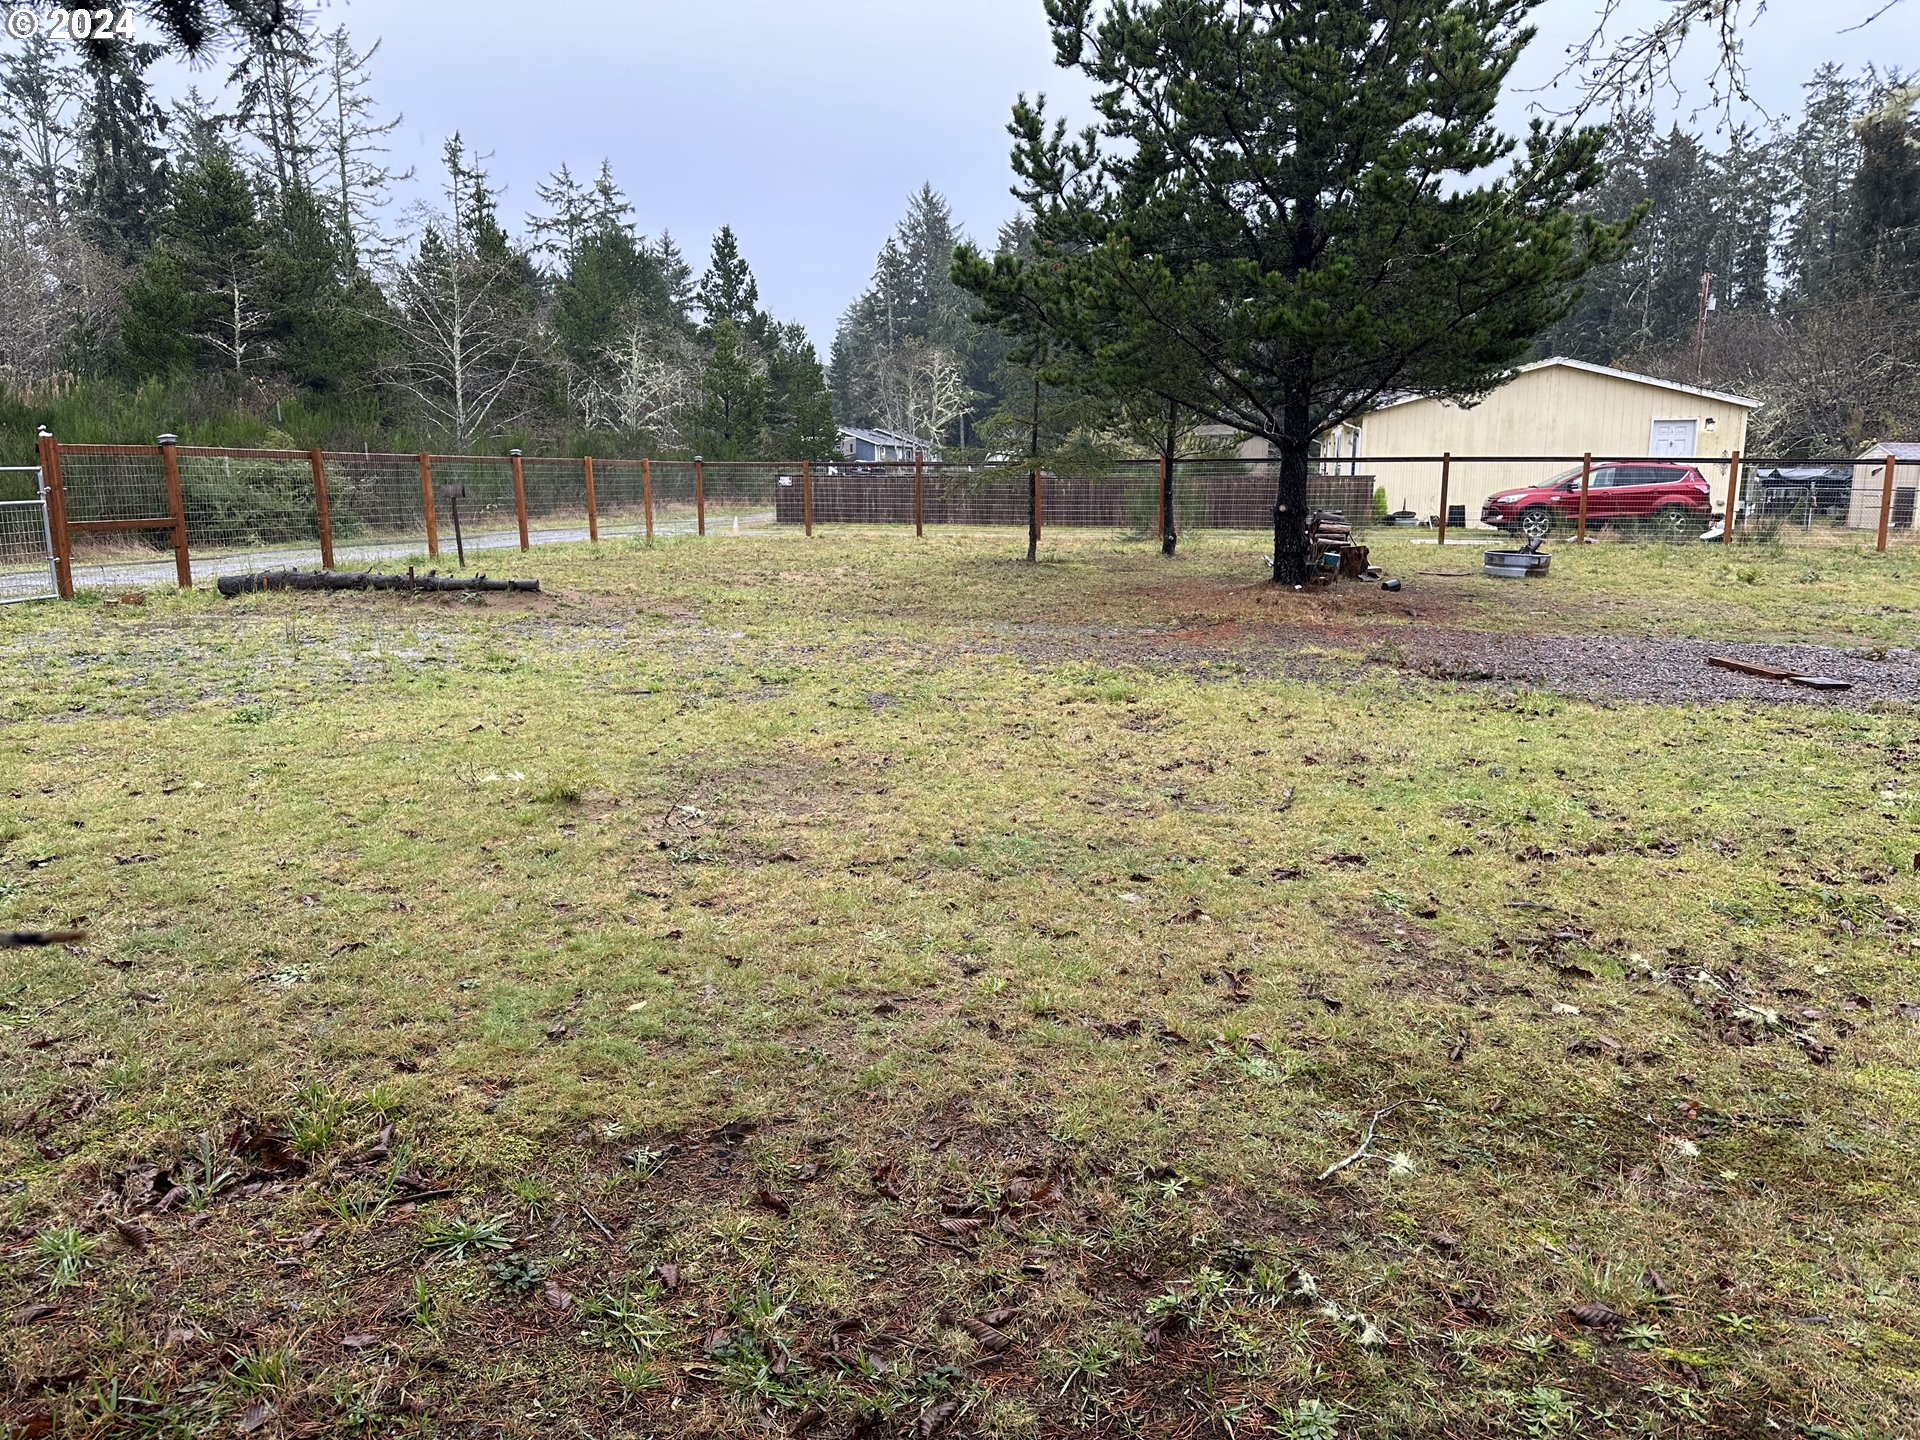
[1846,442,1920,532]
[1354,358,1759,525]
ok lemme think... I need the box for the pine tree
[115,242,200,378]
[1781,65,1865,302]
[0,31,83,224]
[696,226,760,330]
[528,162,592,266]
[650,231,697,326]
[588,161,634,238]
[317,26,405,261]
[261,184,381,392]
[764,322,836,459]
[955,0,1633,583]
[168,146,267,372]
[1850,85,1920,293]
[74,36,170,259]
[227,0,323,196]
[693,317,766,458]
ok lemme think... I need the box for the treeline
[1543,65,1920,454]
[0,10,834,465]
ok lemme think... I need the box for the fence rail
[25,434,1919,598]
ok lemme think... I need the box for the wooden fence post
[36,429,73,599]
[309,448,334,570]
[1724,450,1741,546]
[583,455,599,543]
[1576,452,1592,544]
[914,451,925,538]
[510,449,529,551]
[694,456,706,536]
[642,458,654,543]
[802,458,813,536]
[1877,452,1897,553]
[158,434,192,589]
[420,454,439,557]
[1436,452,1451,545]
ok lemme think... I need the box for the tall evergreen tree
[0,31,83,224]
[317,26,405,260]
[260,184,382,392]
[167,146,267,372]
[74,36,170,259]
[955,0,1634,583]
[696,226,760,330]
[1850,85,1920,292]
[693,317,766,458]
[1780,65,1865,302]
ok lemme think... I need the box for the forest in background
[0,8,1915,471]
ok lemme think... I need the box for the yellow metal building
[1355,358,1758,526]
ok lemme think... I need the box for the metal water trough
[1484,548,1551,579]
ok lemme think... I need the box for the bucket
[1483,550,1551,579]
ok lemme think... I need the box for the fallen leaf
[13,1302,58,1325]
[1569,1302,1621,1328]
[656,1262,680,1291]
[544,1021,569,1042]
[113,1220,151,1253]
[237,1399,274,1434]
[960,1316,1011,1352]
[919,1399,959,1438]
[1269,866,1305,881]
[542,1280,573,1312]
[341,1332,380,1350]
[938,1215,988,1236]
[1320,853,1367,868]
[754,1187,792,1216]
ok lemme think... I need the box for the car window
[1589,467,1621,488]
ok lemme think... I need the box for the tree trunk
[1161,397,1178,557]
[1027,469,1039,563]
[1271,400,1312,585]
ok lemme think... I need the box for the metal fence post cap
[694,455,703,462]
[509,448,522,457]
[158,434,178,446]
[36,425,49,437]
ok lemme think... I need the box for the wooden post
[583,456,599,543]
[1877,452,1897,553]
[510,449,529,551]
[801,458,813,537]
[694,456,706,536]
[914,451,925,538]
[1436,452,1451,545]
[37,430,73,599]
[158,434,192,589]
[642,458,654,543]
[309,448,334,570]
[420,454,439,557]
[1576,452,1592,544]
[1724,449,1741,546]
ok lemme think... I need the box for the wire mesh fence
[0,490,57,604]
[36,437,1920,595]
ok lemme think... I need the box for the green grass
[2,527,1918,1438]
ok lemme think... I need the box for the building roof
[837,425,928,449]
[1859,441,1920,460]
[1362,357,1761,415]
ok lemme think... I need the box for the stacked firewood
[1305,512,1372,585]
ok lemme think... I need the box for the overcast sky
[165,0,1906,348]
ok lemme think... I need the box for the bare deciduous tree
[584,314,704,446]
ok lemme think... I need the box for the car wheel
[1648,504,1695,540]
[1518,506,1555,541]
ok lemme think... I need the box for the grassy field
[3,529,1918,1439]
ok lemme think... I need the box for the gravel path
[956,620,1920,707]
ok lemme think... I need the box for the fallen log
[217,568,539,598]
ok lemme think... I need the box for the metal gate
[0,468,59,604]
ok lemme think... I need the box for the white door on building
[1649,419,1698,457]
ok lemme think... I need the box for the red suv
[1480,463,1714,540]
